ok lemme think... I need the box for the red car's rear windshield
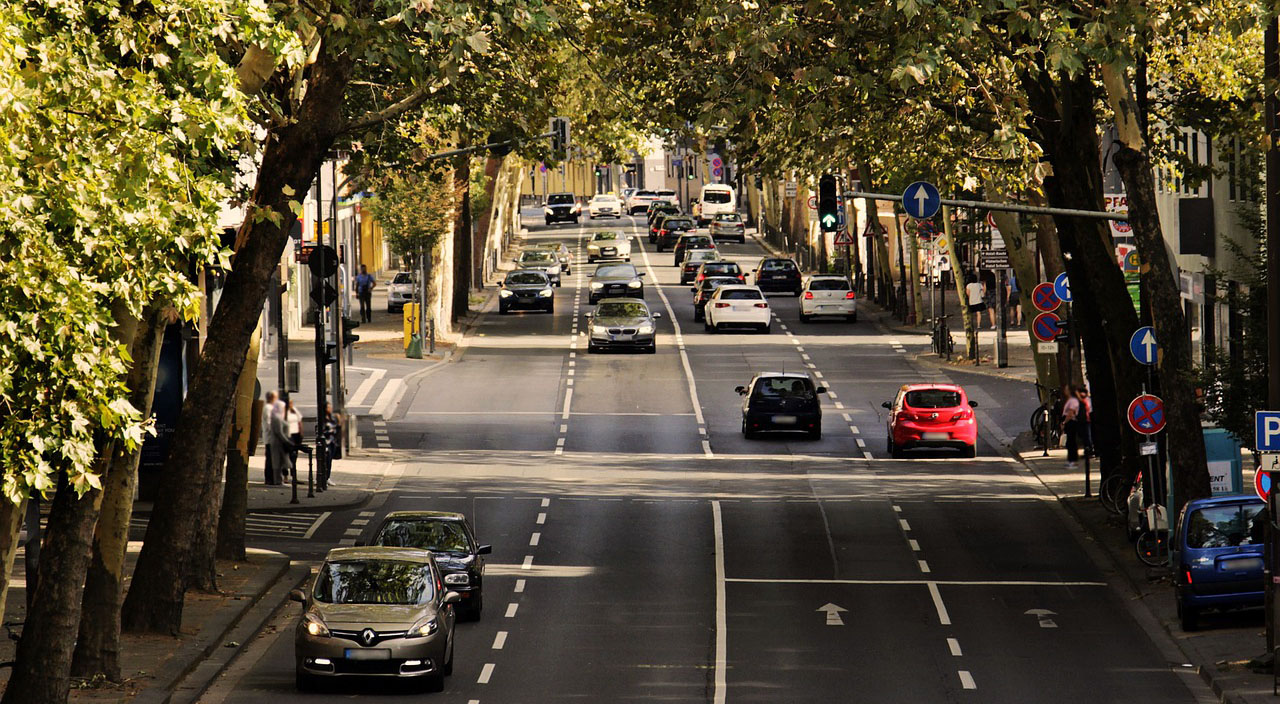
[905,390,962,408]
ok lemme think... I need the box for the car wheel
[556,281,562,288]
[694,309,704,321]
[704,317,713,332]
[800,313,811,323]
[546,305,555,314]
[295,666,319,692]
[573,217,580,224]
[761,324,771,334]
[499,306,509,315]
[646,344,657,354]
[742,418,755,439]
[793,287,803,297]
[889,438,902,459]
[657,245,665,252]
[1179,600,1198,632]
[422,670,445,693]
[963,444,977,458]
[442,630,455,676]
[545,218,552,226]
[849,313,858,323]
[809,427,822,440]
[587,344,598,353]
[626,257,631,262]
[588,256,595,263]
[589,296,598,304]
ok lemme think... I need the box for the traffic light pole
[311,273,326,502]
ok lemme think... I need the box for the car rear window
[754,377,815,399]
[547,194,575,205]
[721,289,763,300]
[761,259,798,271]
[507,272,548,285]
[636,190,656,196]
[1187,503,1265,548]
[657,189,676,196]
[716,213,742,222]
[809,279,850,291]
[703,263,740,274]
[686,251,718,263]
[666,219,694,229]
[392,273,413,284]
[701,277,738,290]
[904,390,963,408]
[374,519,470,553]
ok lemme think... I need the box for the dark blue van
[1173,494,1266,631]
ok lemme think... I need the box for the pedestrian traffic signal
[818,174,838,233]
[341,316,360,347]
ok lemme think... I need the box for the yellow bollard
[403,302,419,349]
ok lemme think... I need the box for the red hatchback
[883,384,978,458]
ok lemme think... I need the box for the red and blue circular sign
[1032,312,1061,342]
[1127,394,1165,435]
[1256,469,1272,502]
[1032,282,1060,312]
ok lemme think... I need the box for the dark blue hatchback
[1173,494,1266,631]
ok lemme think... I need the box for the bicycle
[1134,504,1169,567]
[1030,383,1062,451]
[931,316,954,359]
[1099,472,1132,515]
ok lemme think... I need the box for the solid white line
[536,512,547,524]
[522,555,534,569]
[530,532,541,546]
[712,500,727,704]
[301,511,332,540]
[478,663,495,684]
[505,603,519,618]
[725,577,1107,587]
[918,560,931,573]
[948,637,963,656]
[959,670,976,690]
[928,582,952,625]
[514,579,526,593]
[348,368,387,407]
[492,631,508,649]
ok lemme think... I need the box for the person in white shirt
[283,398,303,480]
[262,390,279,484]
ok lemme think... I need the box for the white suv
[799,275,857,323]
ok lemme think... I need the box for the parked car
[692,260,745,290]
[291,547,459,692]
[498,270,555,314]
[752,257,802,295]
[680,249,721,284]
[800,275,857,323]
[693,276,742,321]
[586,231,632,262]
[366,511,491,621]
[588,263,645,304]
[1174,494,1266,631]
[736,372,826,439]
[515,249,562,286]
[543,192,580,225]
[588,194,623,219]
[709,213,746,243]
[585,298,661,354]
[696,184,737,226]
[655,217,697,251]
[704,284,771,333]
[387,271,416,313]
[882,384,978,458]
[672,233,714,265]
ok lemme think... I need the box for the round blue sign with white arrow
[1129,326,1157,365]
[1053,272,1072,303]
[902,181,941,220]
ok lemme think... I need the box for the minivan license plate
[1220,557,1262,572]
[773,415,797,424]
[345,649,391,660]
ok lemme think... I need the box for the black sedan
[498,270,554,314]
[364,510,492,620]
[588,263,645,304]
[737,372,827,440]
[586,298,661,353]
[693,276,740,321]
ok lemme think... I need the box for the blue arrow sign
[1129,326,1157,365]
[1053,272,1072,303]
[902,181,941,220]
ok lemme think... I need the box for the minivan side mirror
[289,588,306,604]
[652,312,663,319]
[816,387,828,394]
[735,386,747,395]
[443,591,462,605]
[477,544,493,555]
[638,272,647,277]
[968,400,978,407]
[881,401,891,409]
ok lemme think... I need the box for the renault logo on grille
[360,628,377,646]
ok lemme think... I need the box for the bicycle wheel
[1135,530,1168,567]
[1099,474,1127,515]
[1029,406,1047,436]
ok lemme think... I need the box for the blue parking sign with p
[1256,411,1280,451]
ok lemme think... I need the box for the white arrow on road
[913,185,929,214]
[1139,329,1156,361]
[818,603,848,626]
[1024,608,1058,628]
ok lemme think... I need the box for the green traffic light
[821,214,836,226]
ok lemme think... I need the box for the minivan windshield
[1187,503,1266,548]
[313,560,434,605]
[547,194,575,205]
[374,519,471,553]
[904,390,963,408]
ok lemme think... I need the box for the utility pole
[1264,15,1280,654]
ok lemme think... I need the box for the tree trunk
[473,154,502,283]
[70,305,167,681]
[121,42,354,636]
[451,144,472,322]
[907,222,923,325]
[942,206,976,358]
[0,497,26,625]
[987,188,1060,394]
[1103,62,1211,506]
[215,323,262,562]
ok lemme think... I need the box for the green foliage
[364,166,461,258]
[0,0,267,500]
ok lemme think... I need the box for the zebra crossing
[127,510,329,540]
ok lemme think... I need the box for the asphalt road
[205,214,1210,703]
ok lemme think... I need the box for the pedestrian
[261,390,278,485]
[268,393,293,485]
[355,265,375,323]
[320,402,343,490]
[284,396,303,481]
[964,272,986,325]
[1006,270,1022,326]
[1076,385,1093,458]
[981,270,998,329]
[1061,384,1081,469]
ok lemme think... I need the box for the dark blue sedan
[1174,494,1266,631]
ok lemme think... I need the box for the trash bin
[406,334,423,359]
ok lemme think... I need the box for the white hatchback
[704,285,771,333]
[800,275,857,322]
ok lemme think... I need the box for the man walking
[268,393,295,485]
[355,265,375,323]
[262,390,278,484]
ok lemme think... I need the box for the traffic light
[341,316,360,347]
[549,117,570,158]
[818,174,838,232]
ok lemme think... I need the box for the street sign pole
[996,269,1008,368]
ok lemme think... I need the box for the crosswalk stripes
[127,511,327,540]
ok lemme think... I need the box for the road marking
[492,631,507,650]
[514,579,526,593]
[899,519,911,531]
[301,511,331,540]
[863,451,874,460]
[909,539,921,551]
[725,577,1106,587]
[522,555,534,569]
[337,538,356,546]
[842,414,851,422]
[849,424,859,434]
[856,438,866,448]
[343,528,361,537]
[348,368,387,407]
[959,671,976,690]
[530,532,541,546]
[350,518,368,526]
[817,602,847,626]
[505,603,519,618]
[928,582,952,625]
[918,560,931,573]
[537,512,547,524]
[712,500,727,704]
[478,663,495,684]
[358,511,374,517]
[369,378,405,419]
[561,389,573,420]
[560,424,568,433]
[541,498,550,507]
[948,638,963,656]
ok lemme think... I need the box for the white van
[697,184,736,226]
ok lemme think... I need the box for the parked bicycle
[1134,503,1169,567]
[1099,472,1133,515]
[1030,382,1062,451]
[931,316,954,358]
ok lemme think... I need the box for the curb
[249,492,372,515]
[132,550,292,704]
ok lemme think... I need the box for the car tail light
[803,292,814,299]
[1185,569,1193,584]
[753,302,768,308]
[714,302,730,308]
[659,229,667,236]
[737,275,745,281]
[845,291,856,299]
[950,410,973,421]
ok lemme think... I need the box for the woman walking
[283,396,303,481]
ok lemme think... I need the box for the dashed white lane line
[856,438,866,448]
[849,424,859,434]
[514,579,526,593]
[529,532,541,546]
[478,663,495,684]
[863,450,874,460]
[358,510,375,517]
[899,519,911,531]
[892,505,902,513]
[343,528,361,537]
[948,638,963,656]
[536,512,547,524]
[959,670,976,689]
[492,631,508,650]
[541,498,550,507]
[559,424,568,433]
[842,414,852,422]
[521,555,534,569]
[909,539,921,551]
[834,401,844,409]
[918,560,931,573]
[561,389,573,420]
[928,582,952,625]
[505,603,519,618]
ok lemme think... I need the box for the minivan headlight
[409,616,439,638]
[627,281,642,288]
[303,612,330,638]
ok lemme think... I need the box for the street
[204,215,1206,703]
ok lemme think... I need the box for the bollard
[307,446,315,498]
